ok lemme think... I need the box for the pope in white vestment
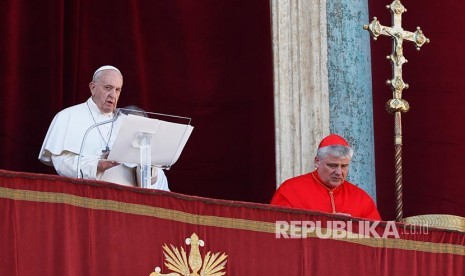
[38,65,169,191]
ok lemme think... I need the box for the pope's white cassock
[38,97,169,191]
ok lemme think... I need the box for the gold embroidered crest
[150,233,228,276]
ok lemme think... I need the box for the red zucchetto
[318,134,350,148]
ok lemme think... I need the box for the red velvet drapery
[0,0,276,203]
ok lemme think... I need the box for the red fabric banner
[1,170,464,275]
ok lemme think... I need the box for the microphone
[76,108,122,178]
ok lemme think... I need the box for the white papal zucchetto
[93,65,122,78]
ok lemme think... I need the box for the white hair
[317,145,353,159]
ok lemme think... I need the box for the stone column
[271,0,330,186]
[326,0,376,199]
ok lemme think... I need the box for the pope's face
[89,70,123,113]
[315,154,350,189]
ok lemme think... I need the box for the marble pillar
[271,0,330,186]
[326,0,376,199]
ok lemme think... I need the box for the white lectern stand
[133,131,153,188]
[105,112,194,188]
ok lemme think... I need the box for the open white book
[106,114,194,168]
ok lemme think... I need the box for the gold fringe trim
[1,186,464,256]
[403,214,465,233]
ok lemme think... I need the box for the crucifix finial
[363,0,429,222]
[364,0,429,111]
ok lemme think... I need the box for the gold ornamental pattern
[150,233,228,276]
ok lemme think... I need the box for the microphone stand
[76,109,120,178]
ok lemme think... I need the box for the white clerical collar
[87,98,114,117]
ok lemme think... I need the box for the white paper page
[151,120,193,167]
[107,114,193,167]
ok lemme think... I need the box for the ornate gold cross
[363,0,429,222]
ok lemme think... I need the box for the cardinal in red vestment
[271,134,381,220]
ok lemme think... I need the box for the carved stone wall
[271,0,330,186]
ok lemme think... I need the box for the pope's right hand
[97,160,119,173]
